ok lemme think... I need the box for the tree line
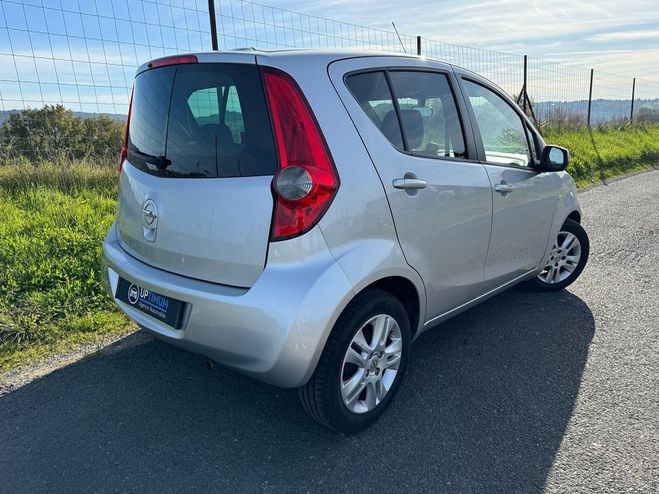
[0,105,124,163]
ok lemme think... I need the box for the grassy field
[1,125,658,373]
[543,124,659,187]
[0,161,132,372]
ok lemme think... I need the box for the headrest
[381,109,424,150]
[381,110,404,149]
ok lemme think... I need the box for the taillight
[262,68,339,241]
[119,88,133,174]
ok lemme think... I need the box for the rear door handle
[393,178,427,190]
[494,183,515,194]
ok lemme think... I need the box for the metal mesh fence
[1,0,658,152]
[423,38,524,98]
[214,0,417,53]
[527,59,592,126]
[0,0,212,116]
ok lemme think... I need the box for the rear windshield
[127,63,277,178]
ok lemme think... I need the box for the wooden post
[416,36,421,56]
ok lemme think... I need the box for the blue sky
[0,0,657,114]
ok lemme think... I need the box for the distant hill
[0,110,127,124]
[535,99,659,124]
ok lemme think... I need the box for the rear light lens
[119,88,133,174]
[274,166,313,200]
[147,54,198,69]
[262,68,339,241]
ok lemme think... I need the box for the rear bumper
[102,223,355,388]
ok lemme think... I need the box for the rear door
[331,58,493,322]
[117,56,278,287]
[456,72,559,286]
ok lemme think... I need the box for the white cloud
[587,30,659,42]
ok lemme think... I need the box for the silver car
[103,49,590,433]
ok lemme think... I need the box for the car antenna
[391,22,407,53]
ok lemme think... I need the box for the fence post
[587,68,594,127]
[416,36,421,56]
[208,0,219,50]
[522,55,528,114]
[630,78,636,122]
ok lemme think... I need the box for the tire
[298,289,411,434]
[525,219,590,292]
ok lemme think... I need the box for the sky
[0,0,658,114]
[279,0,659,80]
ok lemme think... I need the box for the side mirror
[539,145,569,172]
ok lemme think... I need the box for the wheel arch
[358,276,422,339]
[566,210,581,224]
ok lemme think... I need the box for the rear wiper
[131,149,172,170]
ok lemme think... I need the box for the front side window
[463,79,531,167]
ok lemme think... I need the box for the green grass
[543,124,659,187]
[1,125,658,373]
[0,161,133,371]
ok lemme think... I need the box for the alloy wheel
[538,231,582,284]
[340,314,403,414]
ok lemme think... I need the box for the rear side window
[128,63,277,178]
[345,71,404,149]
[346,70,467,160]
[388,71,466,159]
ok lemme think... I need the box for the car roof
[137,48,479,79]
[220,47,441,63]
[234,48,479,75]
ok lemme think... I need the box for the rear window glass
[127,63,277,178]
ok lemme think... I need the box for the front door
[459,77,559,286]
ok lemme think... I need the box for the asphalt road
[1,171,657,493]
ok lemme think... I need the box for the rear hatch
[117,59,278,287]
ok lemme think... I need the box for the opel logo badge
[127,284,139,305]
[142,199,158,229]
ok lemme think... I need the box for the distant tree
[636,107,659,123]
[0,104,123,162]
